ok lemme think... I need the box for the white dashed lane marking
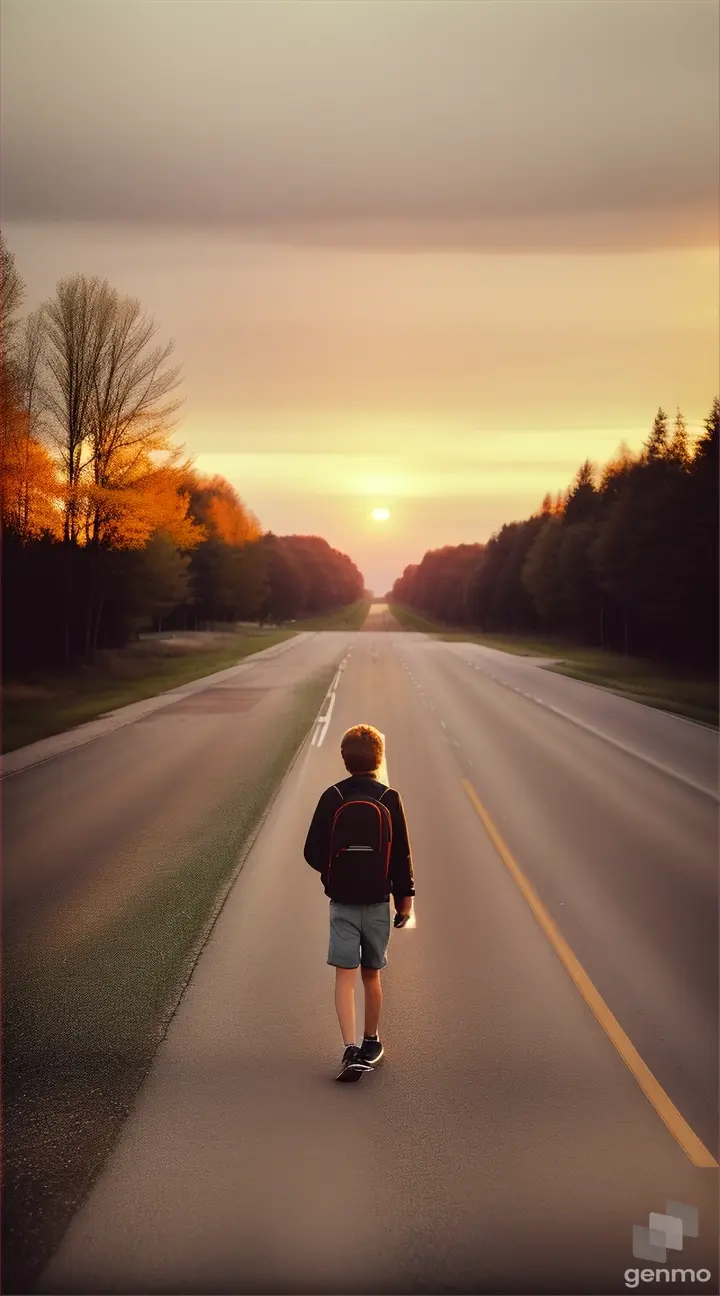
[457,656,717,801]
[311,651,350,748]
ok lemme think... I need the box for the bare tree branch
[38,274,183,544]
[0,231,26,341]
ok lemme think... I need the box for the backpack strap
[331,785,343,801]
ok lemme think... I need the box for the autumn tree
[391,563,419,607]
[35,275,204,654]
[279,536,364,615]
[11,311,50,531]
[1,243,61,542]
[180,471,263,624]
[0,409,61,540]
[2,245,378,669]
[41,275,106,545]
[256,533,308,622]
[184,473,261,546]
[250,534,363,623]
[40,276,185,547]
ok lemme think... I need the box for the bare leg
[361,967,383,1037]
[334,967,358,1046]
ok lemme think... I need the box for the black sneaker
[359,1035,384,1065]
[335,1045,372,1082]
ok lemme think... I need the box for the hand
[394,898,413,928]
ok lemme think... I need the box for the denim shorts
[328,900,391,970]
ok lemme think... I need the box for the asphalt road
[3,632,340,951]
[13,612,719,1294]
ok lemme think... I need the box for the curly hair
[340,724,385,774]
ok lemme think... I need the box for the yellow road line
[461,778,719,1169]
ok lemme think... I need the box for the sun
[371,507,390,522]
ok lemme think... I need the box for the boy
[303,723,415,1081]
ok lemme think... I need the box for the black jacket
[304,774,415,904]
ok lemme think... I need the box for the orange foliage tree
[181,471,261,544]
[1,408,62,540]
[75,450,205,552]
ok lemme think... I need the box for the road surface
[7,617,718,1294]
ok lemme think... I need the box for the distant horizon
[190,398,716,592]
[4,217,716,591]
[3,0,718,594]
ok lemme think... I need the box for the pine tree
[564,459,597,524]
[645,407,669,461]
[694,396,719,475]
[668,408,690,465]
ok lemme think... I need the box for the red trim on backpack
[327,799,392,885]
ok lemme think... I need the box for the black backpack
[326,785,393,903]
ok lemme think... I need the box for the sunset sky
[3,0,718,594]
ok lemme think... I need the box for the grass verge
[1,602,369,754]
[2,667,333,1294]
[388,604,718,726]
[1,630,297,754]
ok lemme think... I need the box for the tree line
[391,402,719,671]
[0,235,363,671]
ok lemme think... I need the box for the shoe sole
[335,1063,372,1082]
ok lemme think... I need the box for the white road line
[542,666,720,733]
[466,665,718,801]
[313,692,337,748]
[311,666,344,747]
[465,647,718,733]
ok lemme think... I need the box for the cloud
[2,0,718,250]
